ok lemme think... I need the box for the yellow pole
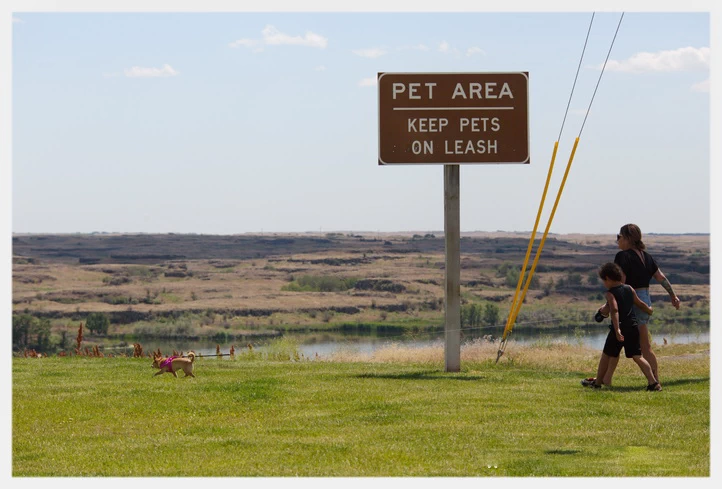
[501,141,559,342]
[508,137,580,329]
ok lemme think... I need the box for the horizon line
[10,230,711,236]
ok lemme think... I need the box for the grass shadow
[578,376,710,393]
[598,385,650,393]
[658,377,709,388]
[355,370,485,381]
[545,449,582,455]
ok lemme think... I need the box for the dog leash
[182,353,233,358]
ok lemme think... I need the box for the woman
[583,223,680,387]
[613,223,681,382]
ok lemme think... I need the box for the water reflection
[108,324,710,359]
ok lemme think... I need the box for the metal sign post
[378,72,529,372]
[444,164,461,372]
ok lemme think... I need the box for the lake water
[108,325,710,359]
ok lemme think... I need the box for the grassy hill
[12,232,709,352]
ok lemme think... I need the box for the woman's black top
[614,249,659,289]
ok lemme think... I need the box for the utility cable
[497,12,624,363]
[497,13,595,363]
[579,12,624,138]
[558,13,596,142]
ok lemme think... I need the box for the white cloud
[261,25,327,48]
[398,44,430,52]
[358,77,377,87]
[691,79,709,93]
[398,42,482,57]
[124,64,179,78]
[603,46,709,73]
[13,16,24,24]
[229,38,260,49]
[353,48,387,59]
[228,38,264,53]
[230,25,328,51]
[466,47,486,57]
[437,41,460,57]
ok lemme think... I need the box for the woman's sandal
[646,382,662,391]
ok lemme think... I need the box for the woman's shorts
[602,324,642,358]
[633,287,652,325]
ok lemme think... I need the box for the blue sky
[7,9,712,234]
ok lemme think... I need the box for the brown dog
[152,351,195,377]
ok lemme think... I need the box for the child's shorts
[602,324,642,358]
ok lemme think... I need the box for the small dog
[152,351,196,377]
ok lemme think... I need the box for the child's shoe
[646,382,662,391]
[581,377,597,387]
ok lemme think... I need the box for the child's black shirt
[608,284,638,329]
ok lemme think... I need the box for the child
[581,262,662,391]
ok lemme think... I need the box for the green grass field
[12,342,709,476]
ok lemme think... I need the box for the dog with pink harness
[151,351,196,377]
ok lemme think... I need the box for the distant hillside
[12,232,590,265]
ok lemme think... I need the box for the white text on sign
[407,117,502,133]
[410,140,499,155]
[408,118,449,132]
[392,82,514,100]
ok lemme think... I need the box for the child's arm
[605,292,624,342]
[631,288,653,315]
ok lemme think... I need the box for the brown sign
[378,72,529,165]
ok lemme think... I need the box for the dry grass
[12,233,709,339]
[326,338,710,380]
[13,254,443,313]
[327,338,592,365]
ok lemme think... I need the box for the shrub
[282,275,358,292]
[483,303,500,326]
[264,337,300,361]
[102,276,132,286]
[504,268,539,289]
[461,304,482,328]
[86,312,110,335]
[354,279,406,293]
[566,272,583,286]
[587,270,599,285]
[496,262,514,277]
[462,302,501,329]
[11,314,52,352]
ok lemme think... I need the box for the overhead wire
[559,12,596,142]
[496,12,624,363]
[496,13,595,362]
[579,12,625,138]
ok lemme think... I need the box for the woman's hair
[620,223,645,250]
[599,262,623,282]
